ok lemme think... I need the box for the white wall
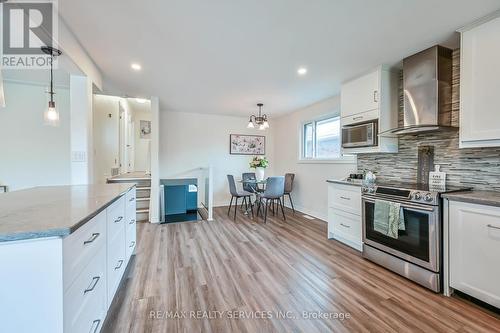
[133,105,152,172]
[0,81,71,191]
[159,111,274,207]
[273,96,357,220]
[93,95,120,184]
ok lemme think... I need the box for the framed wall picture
[230,134,265,155]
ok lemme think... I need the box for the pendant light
[41,46,62,126]
[247,103,269,130]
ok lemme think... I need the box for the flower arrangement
[249,156,269,169]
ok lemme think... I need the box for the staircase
[107,172,151,222]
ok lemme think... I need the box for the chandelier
[247,103,269,130]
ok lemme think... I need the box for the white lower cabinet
[327,182,363,251]
[449,201,500,308]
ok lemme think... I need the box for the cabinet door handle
[129,241,136,248]
[115,259,124,270]
[353,116,363,121]
[129,219,136,225]
[129,197,135,202]
[373,90,379,103]
[487,224,500,230]
[340,196,351,201]
[91,319,101,333]
[84,276,100,294]
[83,233,100,245]
[114,216,123,223]
[340,223,351,228]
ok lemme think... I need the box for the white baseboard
[283,202,327,222]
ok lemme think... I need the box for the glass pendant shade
[263,120,269,129]
[44,100,60,126]
[247,120,255,129]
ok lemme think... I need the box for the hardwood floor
[103,206,500,333]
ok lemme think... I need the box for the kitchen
[328,12,500,311]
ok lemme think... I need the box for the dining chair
[242,172,256,192]
[284,173,295,213]
[257,176,286,223]
[227,175,253,219]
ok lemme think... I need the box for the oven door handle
[362,197,436,212]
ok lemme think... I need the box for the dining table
[237,178,267,216]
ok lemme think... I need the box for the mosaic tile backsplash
[357,49,500,191]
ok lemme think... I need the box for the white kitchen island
[0,184,137,333]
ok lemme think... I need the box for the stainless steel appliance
[341,120,378,148]
[385,45,456,135]
[361,182,469,292]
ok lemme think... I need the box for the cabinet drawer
[328,184,361,215]
[107,228,126,306]
[107,196,126,240]
[449,201,500,308]
[126,223,136,261]
[63,210,106,291]
[64,244,107,333]
[126,188,137,227]
[332,210,362,243]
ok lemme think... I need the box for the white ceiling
[59,0,500,117]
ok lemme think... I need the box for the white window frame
[298,114,355,164]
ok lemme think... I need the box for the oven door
[362,196,440,272]
[341,121,378,148]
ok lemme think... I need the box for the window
[302,116,341,159]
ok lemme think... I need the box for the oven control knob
[424,193,433,202]
[413,192,421,200]
[362,187,368,193]
[368,187,375,194]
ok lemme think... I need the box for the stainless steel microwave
[342,120,378,148]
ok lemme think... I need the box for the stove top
[362,181,471,205]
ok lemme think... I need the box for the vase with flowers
[249,156,269,181]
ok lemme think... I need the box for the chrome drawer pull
[129,241,136,248]
[353,116,363,121]
[487,224,500,230]
[91,319,101,333]
[114,216,123,223]
[340,196,351,201]
[129,219,136,225]
[83,233,100,245]
[129,197,135,202]
[115,259,124,270]
[340,223,351,228]
[84,276,100,294]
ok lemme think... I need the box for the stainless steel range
[361,182,470,292]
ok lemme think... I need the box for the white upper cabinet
[341,69,380,117]
[459,14,500,148]
[340,66,399,154]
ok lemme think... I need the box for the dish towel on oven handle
[373,200,405,239]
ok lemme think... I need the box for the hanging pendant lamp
[247,103,269,130]
[41,46,62,126]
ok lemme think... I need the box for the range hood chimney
[388,45,456,135]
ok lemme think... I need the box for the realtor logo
[1,0,58,69]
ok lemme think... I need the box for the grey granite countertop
[442,190,500,208]
[0,183,135,242]
[326,179,363,187]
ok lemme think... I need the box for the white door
[341,69,380,117]
[460,16,500,146]
[118,104,126,174]
[126,115,134,171]
[449,201,500,308]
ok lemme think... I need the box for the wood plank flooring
[103,206,500,333]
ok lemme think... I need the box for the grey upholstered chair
[227,175,253,219]
[257,176,286,223]
[284,173,295,213]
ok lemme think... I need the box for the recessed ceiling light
[297,67,308,75]
[136,98,147,103]
[131,63,142,71]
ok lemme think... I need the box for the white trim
[457,9,500,33]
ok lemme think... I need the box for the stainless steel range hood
[387,45,457,135]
